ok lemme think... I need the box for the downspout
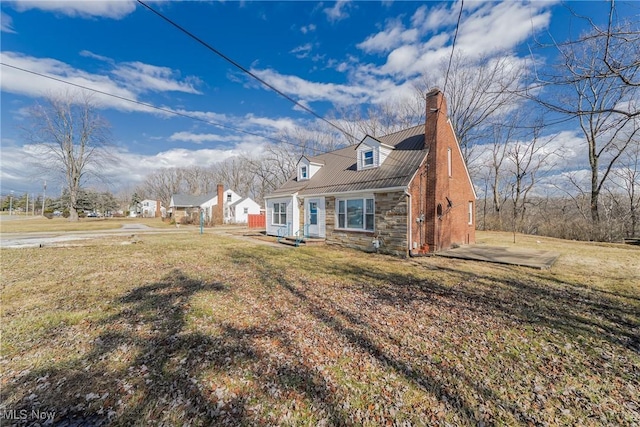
[407,189,431,257]
[404,188,411,257]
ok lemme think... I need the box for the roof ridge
[380,123,423,138]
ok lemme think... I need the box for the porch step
[278,236,326,247]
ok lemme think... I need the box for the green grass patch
[1,231,638,425]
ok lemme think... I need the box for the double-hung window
[337,197,374,231]
[363,150,374,167]
[301,166,308,179]
[273,203,287,225]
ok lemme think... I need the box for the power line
[440,0,464,108]
[0,62,381,165]
[135,0,357,141]
[0,62,288,146]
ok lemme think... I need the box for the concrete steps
[278,236,326,247]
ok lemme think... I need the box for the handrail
[277,226,287,243]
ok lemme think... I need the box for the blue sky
[0,1,635,197]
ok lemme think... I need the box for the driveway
[0,223,183,249]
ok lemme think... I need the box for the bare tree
[24,92,114,221]
[611,141,640,237]
[563,1,640,94]
[330,95,425,143]
[524,2,639,239]
[210,158,255,199]
[506,121,557,241]
[531,33,638,235]
[139,167,185,209]
[182,166,216,195]
[241,143,298,203]
[417,51,527,167]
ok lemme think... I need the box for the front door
[306,199,320,237]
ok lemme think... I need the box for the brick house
[264,89,476,256]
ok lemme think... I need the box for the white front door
[306,198,320,237]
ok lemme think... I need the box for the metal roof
[267,124,427,197]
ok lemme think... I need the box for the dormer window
[363,150,374,167]
[356,136,393,171]
[297,156,323,180]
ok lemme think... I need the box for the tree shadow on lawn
[296,251,640,354]
[4,269,351,426]
[228,246,639,424]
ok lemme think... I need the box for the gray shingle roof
[170,192,217,207]
[267,124,426,197]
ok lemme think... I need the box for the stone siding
[325,191,408,257]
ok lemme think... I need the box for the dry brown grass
[1,230,638,425]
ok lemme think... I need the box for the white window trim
[447,147,452,177]
[362,149,374,167]
[335,196,375,232]
[272,202,287,226]
[301,166,308,179]
[468,201,473,225]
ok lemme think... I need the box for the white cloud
[1,10,16,33]
[79,50,114,63]
[8,0,136,19]
[300,23,316,34]
[357,20,419,54]
[250,67,371,106]
[0,137,269,195]
[112,61,202,95]
[324,0,350,23]
[244,115,298,132]
[169,132,228,144]
[0,51,142,111]
[0,51,203,114]
[238,1,555,112]
[456,1,552,57]
[290,43,313,59]
[379,45,421,75]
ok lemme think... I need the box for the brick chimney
[216,184,224,225]
[424,88,450,251]
[155,200,161,218]
[425,88,447,150]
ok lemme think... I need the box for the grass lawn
[1,231,639,426]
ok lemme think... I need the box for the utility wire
[440,0,464,109]
[0,62,292,147]
[0,62,385,166]
[136,0,357,141]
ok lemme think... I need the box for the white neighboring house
[169,188,260,224]
[130,199,164,218]
[228,197,261,223]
